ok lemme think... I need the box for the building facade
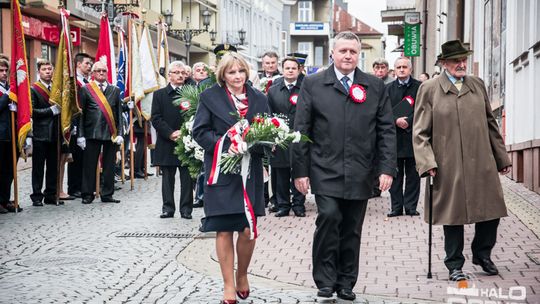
[282,0,332,72]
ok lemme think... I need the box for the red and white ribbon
[403,95,414,106]
[207,120,258,239]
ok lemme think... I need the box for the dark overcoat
[293,65,397,200]
[31,84,58,142]
[267,76,303,167]
[413,72,511,225]
[0,86,12,141]
[151,84,184,167]
[385,77,421,158]
[192,84,269,217]
[78,83,122,141]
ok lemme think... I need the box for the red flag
[9,0,32,155]
[94,14,116,84]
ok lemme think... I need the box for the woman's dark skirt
[199,213,251,232]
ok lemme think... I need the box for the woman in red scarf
[192,53,269,304]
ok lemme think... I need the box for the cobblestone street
[1,161,539,303]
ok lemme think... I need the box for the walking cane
[427,175,434,279]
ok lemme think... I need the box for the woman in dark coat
[192,52,269,304]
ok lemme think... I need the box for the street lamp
[238,28,246,45]
[82,0,139,22]
[162,6,213,65]
[209,30,217,46]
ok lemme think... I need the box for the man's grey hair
[332,31,360,49]
[91,61,106,72]
[192,62,208,70]
[169,61,185,71]
[394,57,412,69]
[372,57,389,68]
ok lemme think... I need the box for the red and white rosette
[206,120,258,240]
[349,84,367,103]
[289,93,298,105]
[179,100,191,111]
[403,95,414,106]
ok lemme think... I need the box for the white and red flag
[94,13,116,84]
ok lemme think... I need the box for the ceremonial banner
[116,30,127,100]
[9,0,32,154]
[139,23,160,119]
[130,22,145,103]
[156,20,169,86]
[95,14,116,84]
[49,8,79,143]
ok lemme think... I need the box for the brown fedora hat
[438,40,473,60]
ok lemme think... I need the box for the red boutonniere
[403,95,414,106]
[179,100,191,111]
[349,84,367,103]
[289,93,298,105]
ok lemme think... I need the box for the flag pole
[10,110,19,212]
[128,18,134,191]
[55,115,62,206]
[120,142,125,183]
[143,120,148,180]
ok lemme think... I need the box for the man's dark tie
[47,85,51,91]
[99,83,105,92]
[341,76,350,91]
[287,83,294,92]
[83,78,89,84]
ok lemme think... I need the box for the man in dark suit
[386,57,421,217]
[0,55,22,213]
[151,61,194,219]
[68,53,93,198]
[78,61,123,204]
[267,57,305,217]
[30,59,62,206]
[293,31,396,301]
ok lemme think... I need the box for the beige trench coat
[412,72,511,225]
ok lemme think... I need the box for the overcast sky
[345,0,401,65]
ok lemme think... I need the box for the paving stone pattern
[1,162,539,303]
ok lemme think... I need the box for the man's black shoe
[101,198,120,203]
[293,210,306,217]
[337,288,356,301]
[2,202,22,212]
[268,205,278,212]
[472,258,499,275]
[33,201,44,207]
[134,172,145,179]
[449,269,468,281]
[146,172,154,177]
[387,211,403,217]
[275,210,290,217]
[193,200,204,208]
[180,213,192,219]
[160,212,174,218]
[44,200,64,205]
[114,185,122,191]
[69,191,82,198]
[405,211,420,216]
[82,198,93,204]
[316,287,334,298]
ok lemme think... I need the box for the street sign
[404,12,421,57]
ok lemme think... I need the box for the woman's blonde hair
[215,52,250,87]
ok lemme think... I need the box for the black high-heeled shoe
[221,300,237,304]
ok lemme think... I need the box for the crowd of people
[0,32,512,303]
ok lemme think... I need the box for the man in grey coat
[413,40,511,281]
[293,31,396,301]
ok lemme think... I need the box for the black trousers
[30,140,58,203]
[161,165,193,215]
[264,166,277,206]
[0,141,17,203]
[313,195,368,290]
[134,132,145,174]
[443,218,500,271]
[274,167,305,212]
[81,139,116,200]
[388,157,420,213]
[67,137,83,195]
